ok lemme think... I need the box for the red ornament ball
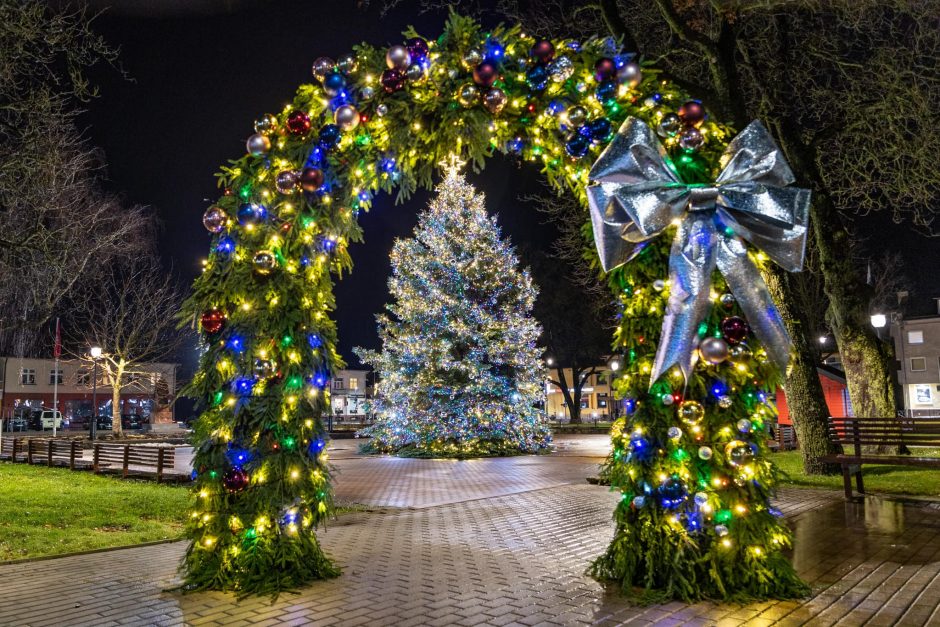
[677,100,706,127]
[200,309,225,335]
[594,58,616,81]
[721,316,750,344]
[299,167,324,192]
[530,39,555,64]
[473,62,498,87]
[286,110,311,135]
[222,467,250,492]
[381,68,405,93]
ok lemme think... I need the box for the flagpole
[53,318,60,438]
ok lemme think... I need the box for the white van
[38,409,63,430]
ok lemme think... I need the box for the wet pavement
[0,436,938,626]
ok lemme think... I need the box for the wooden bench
[823,416,940,499]
[25,439,86,469]
[93,443,177,482]
[0,436,28,462]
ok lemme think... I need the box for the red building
[776,364,852,426]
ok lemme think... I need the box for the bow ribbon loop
[587,117,811,387]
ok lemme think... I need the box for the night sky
[78,0,939,381]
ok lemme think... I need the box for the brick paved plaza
[1,435,939,627]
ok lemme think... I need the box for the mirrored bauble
[531,39,555,63]
[656,113,682,138]
[657,476,687,504]
[405,63,425,82]
[299,167,324,192]
[472,62,498,87]
[699,336,730,364]
[593,57,616,81]
[729,344,752,364]
[678,100,706,127]
[200,309,225,334]
[698,446,713,460]
[679,400,705,425]
[336,53,358,75]
[718,395,734,409]
[725,440,756,466]
[311,56,335,81]
[632,495,646,508]
[548,55,574,82]
[456,83,479,108]
[715,524,729,537]
[617,61,642,87]
[222,467,250,492]
[286,110,311,135]
[380,68,405,93]
[253,358,276,379]
[461,48,483,69]
[693,491,709,506]
[565,105,587,127]
[737,419,753,433]
[334,104,360,130]
[322,71,346,96]
[719,292,736,308]
[483,88,507,114]
[360,86,375,100]
[202,206,226,233]
[652,279,665,291]
[385,45,411,70]
[721,316,749,344]
[679,127,704,151]
[246,133,271,156]
[376,103,389,117]
[405,37,429,62]
[667,426,683,440]
[252,250,276,275]
[661,393,675,407]
[275,170,299,194]
[253,113,278,136]
[237,203,263,227]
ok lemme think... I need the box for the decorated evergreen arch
[182,13,809,600]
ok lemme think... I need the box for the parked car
[6,416,28,432]
[121,413,145,430]
[37,409,63,431]
[95,415,113,430]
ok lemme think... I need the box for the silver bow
[587,117,811,387]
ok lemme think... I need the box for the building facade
[0,357,177,425]
[330,368,371,419]
[545,367,617,421]
[892,314,940,415]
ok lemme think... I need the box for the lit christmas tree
[356,162,550,458]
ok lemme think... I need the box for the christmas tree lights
[356,161,550,458]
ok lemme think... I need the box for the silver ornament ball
[334,104,360,130]
[698,446,713,460]
[656,113,682,138]
[617,61,642,87]
[667,426,683,440]
[246,133,271,156]
[386,45,411,70]
[405,63,425,82]
[548,55,574,82]
[311,56,335,81]
[679,127,705,151]
[699,336,730,364]
[375,103,388,117]
[360,86,375,100]
[737,419,753,433]
[336,53,358,75]
[718,395,734,409]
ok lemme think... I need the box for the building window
[20,368,36,385]
[77,369,91,386]
[334,378,344,390]
[349,377,358,391]
[910,357,927,372]
[908,330,924,344]
[914,384,933,404]
[49,369,63,385]
[596,372,609,384]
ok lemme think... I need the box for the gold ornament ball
[253,113,278,136]
[461,48,483,69]
[456,83,479,108]
[253,250,276,275]
[729,344,752,364]
[678,400,705,425]
[483,88,507,115]
[565,105,587,127]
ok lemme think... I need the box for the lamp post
[607,356,622,422]
[544,354,555,422]
[90,346,102,441]
[870,313,887,341]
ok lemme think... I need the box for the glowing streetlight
[870,314,887,329]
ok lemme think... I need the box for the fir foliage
[356,165,550,458]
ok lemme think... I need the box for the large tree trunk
[765,267,841,474]
[111,384,123,437]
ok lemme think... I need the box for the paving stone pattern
[1,439,939,627]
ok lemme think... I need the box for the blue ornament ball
[236,202,263,226]
[318,124,342,148]
[632,495,646,508]
[565,134,590,158]
[322,72,346,96]
[589,117,612,141]
[525,64,549,91]
[595,79,617,103]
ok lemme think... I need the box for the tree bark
[110,362,124,437]
[765,267,841,474]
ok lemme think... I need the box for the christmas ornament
[718,395,734,408]
[246,133,271,156]
[405,37,429,62]
[737,418,753,433]
[385,45,411,69]
[679,400,705,425]
[679,127,704,151]
[334,104,360,130]
[222,467,250,492]
[202,206,226,233]
[719,293,736,308]
[548,55,574,82]
[698,446,713,460]
[658,476,687,506]
[587,117,810,384]
[254,113,278,136]
[311,56,335,81]
[376,103,389,117]
[286,110,311,135]
[699,337,730,364]
[729,344,751,364]
[595,80,617,104]
[565,134,590,158]
[531,39,555,63]
[483,88,507,114]
[693,492,709,506]
[275,170,299,194]
[200,309,225,334]
[405,63,425,82]
[322,72,346,97]
[588,117,612,141]
[456,83,478,107]
[336,53,358,74]
[526,65,548,91]
[236,203,263,227]
[253,358,276,379]
[721,316,749,343]
[617,61,642,87]
[632,495,646,508]
[253,250,276,275]
[715,524,729,536]
[652,279,665,291]
[381,68,405,93]
[725,440,756,466]
[594,57,616,81]
[667,426,682,439]
[656,113,682,138]
[565,105,587,127]
[300,167,325,192]
[661,393,675,407]
[678,100,706,127]
[473,62,498,87]
[360,86,375,100]
[318,124,342,148]
[461,49,483,69]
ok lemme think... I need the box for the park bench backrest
[93,443,176,482]
[827,416,940,452]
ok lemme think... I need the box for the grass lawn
[0,462,189,562]
[772,449,940,497]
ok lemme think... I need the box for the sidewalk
[0,437,938,626]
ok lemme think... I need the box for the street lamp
[607,356,622,422]
[870,313,887,329]
[818,336,827,345]
[543,354,556,422]
[89,346,102,441]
